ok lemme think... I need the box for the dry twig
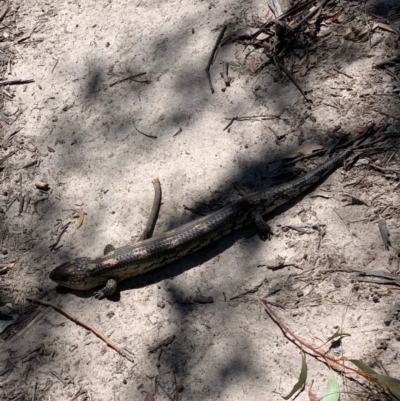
[0,78,34,86]
[109,72,149,87]
[133,120,157,139]
[205,25,227,94]
[26,298,134,362]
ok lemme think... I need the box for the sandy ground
[1,0,400,400]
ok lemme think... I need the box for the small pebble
[35,181,49,191]
[375,338,388,350]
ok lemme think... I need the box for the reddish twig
[260,299,361,374]
[27,298,134,362]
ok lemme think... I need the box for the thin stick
[372,108,400,122]
[205,25,227,94]
[223,114,283,131]
[138,178,162,241]
[49,222,71,251]
[225,114,283,121]
[260,299,361,374]
[373,55,400,69]
[0,78,34,86]
[157,380,175,401]
[333,67,353,79]
[109,72,149,87]
[223,117,235,131]
[51,58,59,74]
[26,298,134,362]
[0,149,17,166]
[221,62,231,87]
[277,60,312,102]
[32,380,37,401]
[133,120,157,139]
[0,4,8,22]
[292,0,330,33]
[0,306,50,351]
[333,208,351,234]
[252,0,315,38]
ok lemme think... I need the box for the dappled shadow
[1,0,400,399]
[366,0,400,18]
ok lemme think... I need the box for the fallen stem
[26,298,134,362]
[205,25,227,94]
[260,299,362,375]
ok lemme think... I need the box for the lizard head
[49,258,106,291]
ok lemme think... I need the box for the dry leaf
[309,53,317,66]
[378,218,391,250]
[228,61,241,67]
[77,207,84,229]
[343,27,354,40]
[143,392,155,401]
[299,65,308,76]
[232,27,259,37]
[0,4,8,22]
[288,52,296,70]
[308,388,319,401]
[221,26,258,44]
[354,126,367,133]
[286,143,323,158]
[264,8,275,21]
[256,32,269,40]
[298,54,307,66]
[0,262,15,274]
[327,11,341,23]
[375,22,399,34]
[245,52,265,73]
[17,28,35,43]
[248,56,257,73]
[344,27,368,42]
[356,28,369,41]
[317,27,332,37]
[381,206,392,218]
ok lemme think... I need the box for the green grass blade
[351,359,400,400]
[282,353,307,400]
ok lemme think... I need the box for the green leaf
[350,360,379,375]
[282,353,307,400]
[326,331,351,343]
[390,390,400,401]
[351,360,400,400]
[323,370,340,401]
